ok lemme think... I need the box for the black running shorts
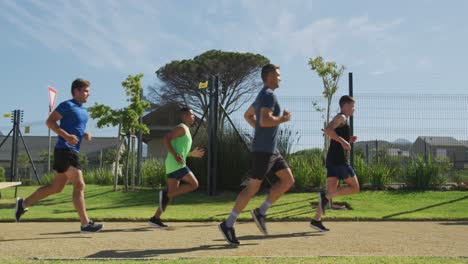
[250,152,289,180]
[53,148,81,173]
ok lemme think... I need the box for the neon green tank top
[165,123,192,174]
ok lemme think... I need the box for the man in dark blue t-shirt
[219,64,295,245]
[15,79,103,233]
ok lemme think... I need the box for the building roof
[142,103,203,143]
[416,136,465,147]
[459,140,468,148]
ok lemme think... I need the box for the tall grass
[404,155,448,190]
[287,151,325,190]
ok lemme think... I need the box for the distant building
[0,136,120,180]
[387,148,410,157]
[412,136,468,169]
[142,103,203,161]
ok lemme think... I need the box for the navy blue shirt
[251,87,281,153]
[54,99,88,152]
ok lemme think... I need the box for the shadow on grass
[35,189,115,206]
[0,203,15,209]
[267,204,313,218]
[85,243,258,258]
[382,195,468,219]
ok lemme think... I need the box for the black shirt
[326,115,350,167]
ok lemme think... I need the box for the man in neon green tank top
[148,107,205,228]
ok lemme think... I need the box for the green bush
[287,150,325,189]
[188,126,251,191]
[449,169,468,184]
[141,159,166,188]
[404,155,447,190]
[368,162,395,189]
[0,167,5,182]
[19,179,36,186]
[277,127,300,159]
[41,171,55,185]
[84,167,114,185]
[353,155,369,186]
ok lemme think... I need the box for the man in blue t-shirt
[219,64,295,245]
[15,79,103,233]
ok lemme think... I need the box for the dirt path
[0,221,467,259]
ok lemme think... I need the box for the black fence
[231,93,468,171]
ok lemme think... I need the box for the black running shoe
[310,219,330,232]
[80,220,103,233]
[251,208,268,235]
[159,190,169,212]
[14,197,28,222]
[148,216,168,229]
[318,191,329,215]
[218,221,240,246]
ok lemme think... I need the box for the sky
[0,0,467,139]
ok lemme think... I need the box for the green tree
[88,74,150,191]
[308,56,345,153]
[148,50,269,125]
[17,152,30,180]
[89,74,150,136]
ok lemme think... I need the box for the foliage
[141,159,166,188]
[367,162,395,189]
[188,125,251,191]
[450,169,468,184]
[277,127,301,160]
[84,168,114,185]
[404,155,448,190]
[149,50,269,120]
[40,171,55,185]
[0,167,5,182]
[78,152,89,168]
[287,152,326,189]
[88,73,150,136]
[308,56,345,154]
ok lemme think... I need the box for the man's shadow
[86,243,257,258]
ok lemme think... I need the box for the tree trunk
[113,137,126,192]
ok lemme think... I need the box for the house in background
[412,136,468,169]
[387,148,410,157]
[142,103,203,161]
[0,136,120,180]
[142,103,182,161]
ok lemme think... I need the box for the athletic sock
[225,210,239,228]
[258,200,272,215]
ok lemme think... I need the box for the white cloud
[0,0,405,77]
[0,0,188,73]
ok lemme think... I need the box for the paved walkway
[0,221,467,259]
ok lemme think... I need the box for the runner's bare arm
[259,107,291,128]
[244,105,256,128]
[324,114,351,150]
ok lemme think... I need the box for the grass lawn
[0,257,467,264]
[0,185,467,222]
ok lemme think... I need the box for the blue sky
[1,0,467,138]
